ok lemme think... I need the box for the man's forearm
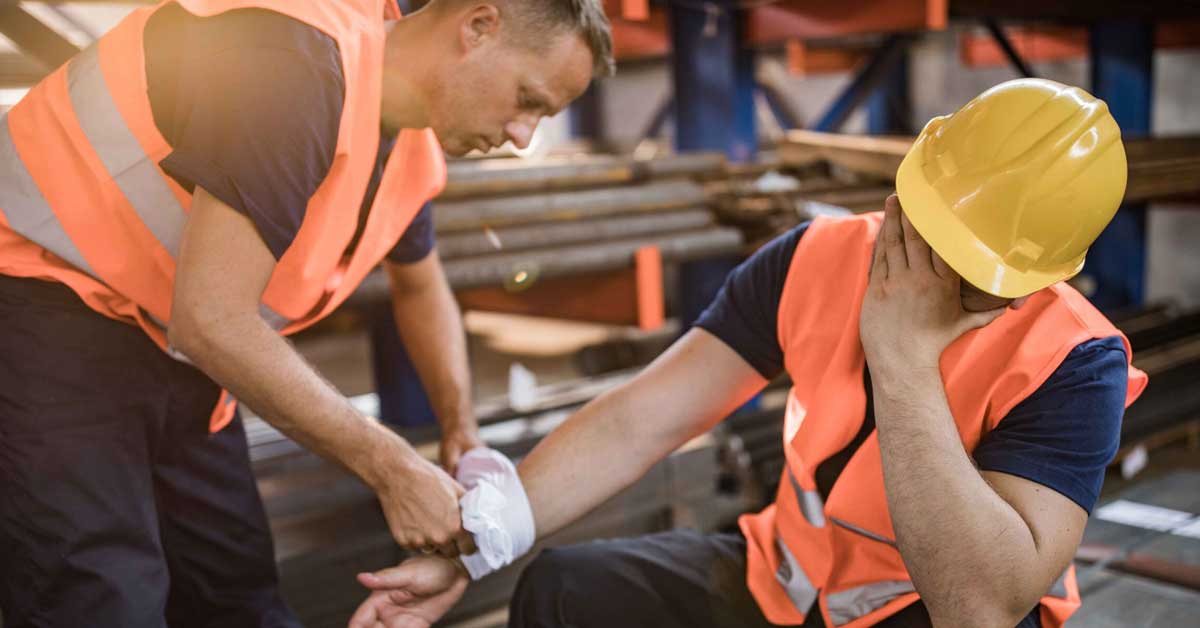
[872,370,1040,626]
[516,330,767,540]
[171,310,417,489]
[517,385,670,538]
[388,255,473,427]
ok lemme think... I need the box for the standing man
[0,1,613,627]
[353,79,1147,628]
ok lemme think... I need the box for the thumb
[957,307,1006,336]
[357,565,416,590]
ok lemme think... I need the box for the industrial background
[1,1,1198,626]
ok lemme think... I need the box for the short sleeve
[693,223,810,379]
[973,336,1129,514]
[386,202,436,264]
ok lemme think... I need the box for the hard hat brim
[895,148,1085,299]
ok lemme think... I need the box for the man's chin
[439,139,470,157]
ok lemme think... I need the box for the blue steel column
[668,0,751,396]
[668,0,754,409]
[865,44,911,135]
[1086,20,1153,310]
[812,35,908,133]
[669,0,757,162]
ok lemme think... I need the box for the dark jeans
[508,529,940,628]
[0,275,298,628]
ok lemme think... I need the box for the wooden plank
[779,129,910,179]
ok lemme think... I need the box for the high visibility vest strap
[824,581,918,627]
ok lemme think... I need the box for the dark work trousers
[508,529,939,628]
[0,275,299,628]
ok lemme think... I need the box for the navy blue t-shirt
[696,222,1129,515]
[142,5,433,264]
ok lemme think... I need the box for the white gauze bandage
[455,448,536,580]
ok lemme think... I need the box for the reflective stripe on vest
[787,467,826,528]
[68,44,185,256]
[826,580,916,626]
[830,517,897,548]
[259,303,291,331]
[0,44,295,335]
[0,118,98,277]
[775,534,819,614]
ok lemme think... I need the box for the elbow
[923,584,1036,628]
[166,300,230,362]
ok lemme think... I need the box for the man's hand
[438,420,483,475]
[349,556,468,628]
[859,195,1005,375]
[371,452,473,556]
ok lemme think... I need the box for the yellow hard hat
[896,78,1127,298]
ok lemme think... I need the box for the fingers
[930,247,953,279]
[455,532,477,556]
[880,194,906,273]
[348,591,386,627]
[435,539,460,558]
[898,206,933,273]
[958,306,1007,336]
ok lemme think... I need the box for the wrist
[359,429,423,491]
[869,365,942,401]
[438,404,476,430]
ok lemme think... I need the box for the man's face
[430,31,594,157]
[960,281,1026,312]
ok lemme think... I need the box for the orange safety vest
[740,213,1148,627]
[0,0,445,432]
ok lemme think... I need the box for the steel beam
[437,209,713,259]
[0,4,79,69]
[433,180,707,231]
[865,42,911,135]
[811,35,909,133]
[983,19,1036,78]
[668,0,757,162]
[1085,20,1154,310]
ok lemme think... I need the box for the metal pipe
[437,209,714,259]
[433,179,708,231]
[440,152,725,199]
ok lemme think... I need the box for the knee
[509,547,595,628]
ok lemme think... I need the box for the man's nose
[504,117,538,150]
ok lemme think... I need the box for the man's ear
[459,3,502,50]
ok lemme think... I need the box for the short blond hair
[435,0,615,78]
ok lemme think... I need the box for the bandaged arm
[456,329,766,579]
